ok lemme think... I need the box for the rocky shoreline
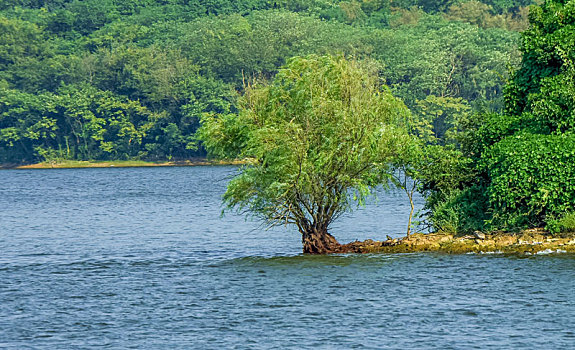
[343,229,575,254]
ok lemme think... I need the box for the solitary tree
[198,55,411,254]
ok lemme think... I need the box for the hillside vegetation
[0,0,533,163]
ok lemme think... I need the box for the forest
[1,0,533,164]
[3,0,575,235]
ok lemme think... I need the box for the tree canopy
[0,0,531,164]
[198,55,411,253]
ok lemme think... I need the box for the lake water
[1,166,574,349]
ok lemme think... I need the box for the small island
[197,34,575,254]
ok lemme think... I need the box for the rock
[386,235,393,241]
[473,231,486,240]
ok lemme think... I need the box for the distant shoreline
[0,158,245,169]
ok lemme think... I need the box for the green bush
[547,212,575,234]
[483,133,575,229]
[428,185,490,234]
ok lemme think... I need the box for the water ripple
[1,168,574,349]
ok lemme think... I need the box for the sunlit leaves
[198,55,410,233]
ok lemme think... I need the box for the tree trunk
[407,192,414,237]
[301,227,342,254]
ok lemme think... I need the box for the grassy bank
[346,229,575,255]
[1,159,245,169]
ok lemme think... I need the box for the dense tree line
[0,0,534,163]
[419,0,575,234]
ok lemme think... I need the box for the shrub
[546,212,575,234]
[428,185,490,234]
[483,133,575,230]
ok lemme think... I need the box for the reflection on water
[1,167,574,349]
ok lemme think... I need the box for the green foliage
[459,111,539,159]
[198,55,410,233]
[411,95,471,144]
[477,0,575,231]
[446,1,497,27]
[56,84,157,160]
[483,133,575,229]
[0,16,65,91]
[445,0,531,31]
[428,185,490,234]
[413,144,489,233]
[505,0,575,118]
[6,0,566,238]
[0,84,162,162]
[400,93,492,235]
[391,0,536,14]
[173,10,373,83]
[546,211,575,234]
[196,113,248,160]
[0,0,532,165]
[371,16,520,109]
[387,133,421,234]
[419,0,575,234]
[390,0,460,13]
[0,87,58,163]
